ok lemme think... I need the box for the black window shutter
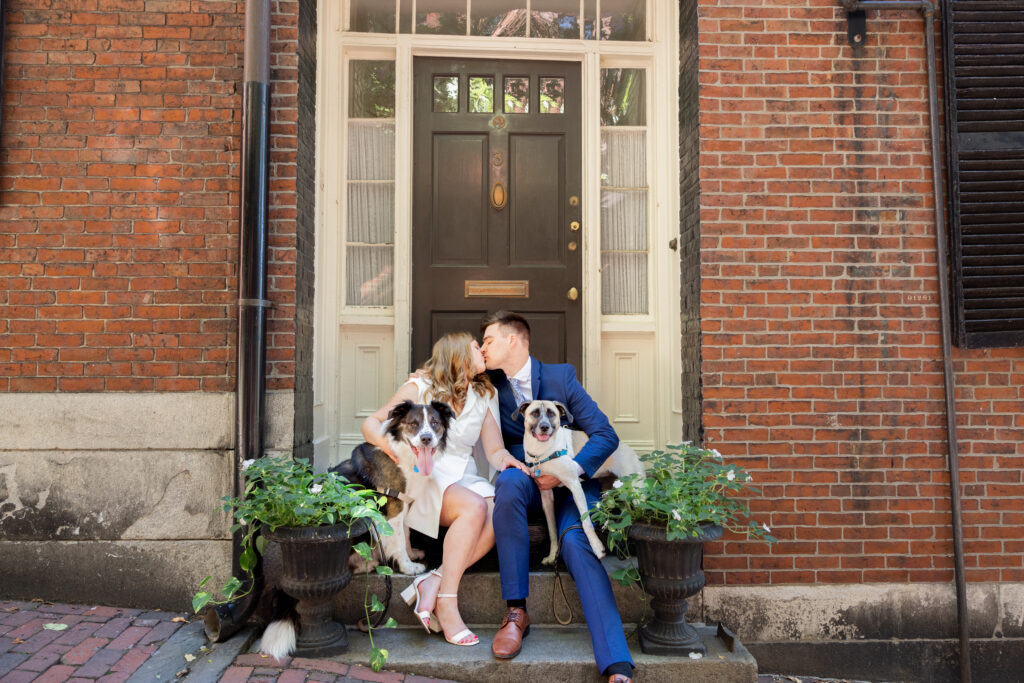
[943,0,1024,348]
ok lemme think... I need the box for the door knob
[567,287,579,301]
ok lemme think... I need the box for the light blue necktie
[509,377,527,408]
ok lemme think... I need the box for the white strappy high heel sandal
[435,594,478,646]
[400,569,442,633]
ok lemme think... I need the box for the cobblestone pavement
[0,600,455,683]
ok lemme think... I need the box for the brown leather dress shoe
[491,607,530,659]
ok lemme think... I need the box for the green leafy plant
[193,456,397,671]
[589,443,776,585]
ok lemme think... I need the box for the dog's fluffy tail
[259,614,297,661]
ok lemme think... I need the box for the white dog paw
[400,561,426,576]
[541,554,558,566]
[591,543,606,560]
[408,547,426,561]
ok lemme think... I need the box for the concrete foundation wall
[0,391,294,611]
[700,583,1024,682]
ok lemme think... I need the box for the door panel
[432,134,488,264]
[510,134,564,266]
[413,58,582,369]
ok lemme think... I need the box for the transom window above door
[348,0,647,41]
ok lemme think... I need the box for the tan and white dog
[513,399,644,565]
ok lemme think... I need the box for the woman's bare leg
[417,486,493,640]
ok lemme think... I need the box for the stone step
[334,560,675,628]
[321,623,757,683]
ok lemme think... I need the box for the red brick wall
[0,0,298,392]
[697,1,1024,585]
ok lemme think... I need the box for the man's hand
[533,473,562,490]
[499,454,532,477]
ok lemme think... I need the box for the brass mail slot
[464,280,529,298]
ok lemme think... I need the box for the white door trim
[315,1,682,466]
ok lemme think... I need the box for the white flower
[672,509,682,521]
[762,522,771,533]
[238,517,247,526]
[681,441,692,446]
[711,449,722,460]
[242,459,255,471]
[613,479,624,489]
[746,473,753,482]
[309,484,322,494]
[726,470,735,481]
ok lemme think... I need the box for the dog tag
[533,468,541,477]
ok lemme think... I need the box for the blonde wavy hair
[420,332,495,411]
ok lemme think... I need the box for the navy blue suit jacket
[489,358,619,479]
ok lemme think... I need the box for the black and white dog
[514,399,644,565]
[332,399,455,576]
[259,399,454,660]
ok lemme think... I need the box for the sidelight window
[600,67,648,314]
[346,60,396,307]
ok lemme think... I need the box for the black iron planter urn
[263,520,367,657]
[628,521,723,655]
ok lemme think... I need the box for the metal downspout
[840,2,970,681]
[207,0,272,643]
[238,0,271,487]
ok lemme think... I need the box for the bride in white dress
[361,332,530,646]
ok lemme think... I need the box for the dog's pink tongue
[415,446,434,476]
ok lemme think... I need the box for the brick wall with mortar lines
[696,0,1024,585]
[0,0,299,392]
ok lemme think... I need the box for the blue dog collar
[532,448,568,477]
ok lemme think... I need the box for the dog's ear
[387,399,414,422]
[511,401,532,422]
[554,401,573,424]
[430,400,456,429]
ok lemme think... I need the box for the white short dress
[402,376,499,539]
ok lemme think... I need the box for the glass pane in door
[504,77,529,113]
[469,76,495,113]
[433,76,459,112]
[539,77,565,113]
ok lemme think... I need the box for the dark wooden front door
[412,58,582,369]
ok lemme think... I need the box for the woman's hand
[498,453,532,477]
[379,442,399,465]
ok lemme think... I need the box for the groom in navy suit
[481,311,634,683]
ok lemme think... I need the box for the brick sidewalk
[222,654,455,683]
[0,600,456,683]
[0,599,185,682]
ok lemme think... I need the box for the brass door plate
[465,280,529,298]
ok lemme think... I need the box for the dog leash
[551,522,582,626]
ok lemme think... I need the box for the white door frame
[314,1,681,468]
